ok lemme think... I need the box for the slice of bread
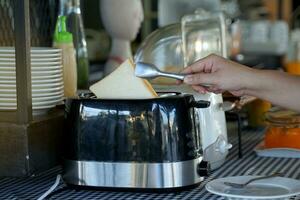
[90,58,158,99]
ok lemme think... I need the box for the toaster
[62,93,210,190]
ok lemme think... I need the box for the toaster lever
[190,100,210,108]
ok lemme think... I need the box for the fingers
[208,88,224,94]
[184,73,217,85]
[191,85,208,94]
[191,85,224,94]
[230,90,245,96]
[176,79,183,85]
[181,54,218,74]
[181,58,211,74]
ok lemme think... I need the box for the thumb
[184,73,216,85]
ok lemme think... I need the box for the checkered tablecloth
[1,127,300,200]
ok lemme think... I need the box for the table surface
[1,128,300,200]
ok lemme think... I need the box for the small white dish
[0,47,61,54]
[0,90,63,98]
[206,176,300,200]
[0,102,62,109]
[0,65,62,71]
[0,61,61,66]
[32,77,63,84]
[254,141,300,158]
[0,98,63,106]
[0,82,63,89]
[0,77,63,84]
[0,57,61,62]
[0,94,63,102]
[0,85,63,93]
[0,104,58,110]
[0,79,15,84]
[0,73,62,80]
[0,53,61,58]
[0,69,62,76]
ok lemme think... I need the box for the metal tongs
[135,62,185,80]
[135,62,211,87]
[135,61,256,112]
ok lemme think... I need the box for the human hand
[180,54,255,96]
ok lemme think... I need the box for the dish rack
[0,0,63,177]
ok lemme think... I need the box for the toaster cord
[37,174,62,200]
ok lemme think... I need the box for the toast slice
[90,58,158,99]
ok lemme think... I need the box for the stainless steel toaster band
[63,158,204,189]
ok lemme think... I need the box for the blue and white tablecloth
[1,127,300,200]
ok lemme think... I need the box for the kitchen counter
[1,127,300,200]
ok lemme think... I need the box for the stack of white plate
[0,47,64,115]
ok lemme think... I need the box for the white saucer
[0,57,61,62]
[0,61,61,66]
[0,85,63,93]
[0,90,63,98]
[0,53,61,58]
[0,93,63,101]
[0,69,62,76]
[0,73,62,80]
[0,82,63,89]
[0,98,63,106]
[0,65,62,71]
[0,77,63,84]
[33,77,63,84]
[254,141,300,158]
[0,47,61,54]
[0,103,60,111]
[206,176,300,200]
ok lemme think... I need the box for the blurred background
[1,0,300,82]
[79,0,300,83]
[1,0,300,126]
[83,0,300,128]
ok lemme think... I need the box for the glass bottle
[59,0,89,89]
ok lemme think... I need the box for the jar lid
[265,107,300,127]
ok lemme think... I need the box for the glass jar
[181,9,228,66]
[264,108,300,149]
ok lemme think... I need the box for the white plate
[254,141,300,158]
[206,176,300,200]
[0,65,62,71]
[0,79,15,84]
[0,94,63,102]
[0,69,62,76]
[0,57,61,62]
[0,104,59,110]
[0,73,62,80]
[0,53,61,58]
[0,61,61,66]
[0,47,61,54]
[0,90,63,98]
[0,85,63,93]
[0,98,63,107]
[0,82,63,89]
[4,101,62,108]
[0,77,63,84]
[0,98,63,106]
